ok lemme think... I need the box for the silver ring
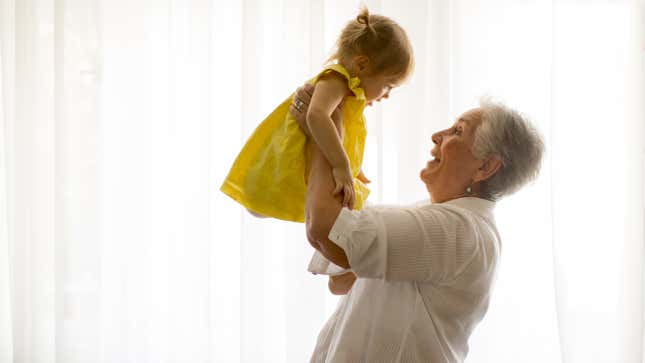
[294,99,304,111]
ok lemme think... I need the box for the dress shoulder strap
[315,64,365,100]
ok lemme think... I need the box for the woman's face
[420,108,484,203]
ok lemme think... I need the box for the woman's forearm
[305,142,349,268]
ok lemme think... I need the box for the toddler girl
[220,7,414,222]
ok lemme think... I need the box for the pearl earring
[466,186,472,194]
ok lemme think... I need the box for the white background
[0,0,643,362]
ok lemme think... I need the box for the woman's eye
[453,127,463,135]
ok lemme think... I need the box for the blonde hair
[327,7,414,82]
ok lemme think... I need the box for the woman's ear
[473,155,503,183]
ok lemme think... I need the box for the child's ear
[354,55,370,72]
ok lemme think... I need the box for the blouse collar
[442,196,496,221]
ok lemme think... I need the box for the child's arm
[290,83,342,138]
[307,75,355,209]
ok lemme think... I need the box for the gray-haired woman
[290,84,544,363]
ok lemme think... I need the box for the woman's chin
[420,163,437,181]
[419,168,430,182]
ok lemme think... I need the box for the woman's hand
[289,84,314,137]
[328,271,357,295]
[290,83,343,137]
[332,166,355,209]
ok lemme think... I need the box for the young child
[220,7,414,222]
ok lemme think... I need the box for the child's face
[360,74,398,106]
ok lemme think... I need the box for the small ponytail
[356,7,375,36]
[356,8,369,26]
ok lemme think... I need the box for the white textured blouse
[307,197,502,363]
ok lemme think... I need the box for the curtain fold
[550,1,644,362]
[0,0,643,362]
[0,2,14,362]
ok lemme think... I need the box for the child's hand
[332,166,355,209]
[357,170,371,184]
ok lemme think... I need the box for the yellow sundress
[220,64,370,223]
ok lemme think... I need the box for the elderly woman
[290,85,544,363]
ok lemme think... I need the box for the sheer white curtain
[0,0,643,363]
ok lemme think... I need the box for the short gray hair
[472,100,545,201]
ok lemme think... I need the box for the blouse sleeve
[328,205,480,283]
[307,250,351,276]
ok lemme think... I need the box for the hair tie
[356,14,370,27]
